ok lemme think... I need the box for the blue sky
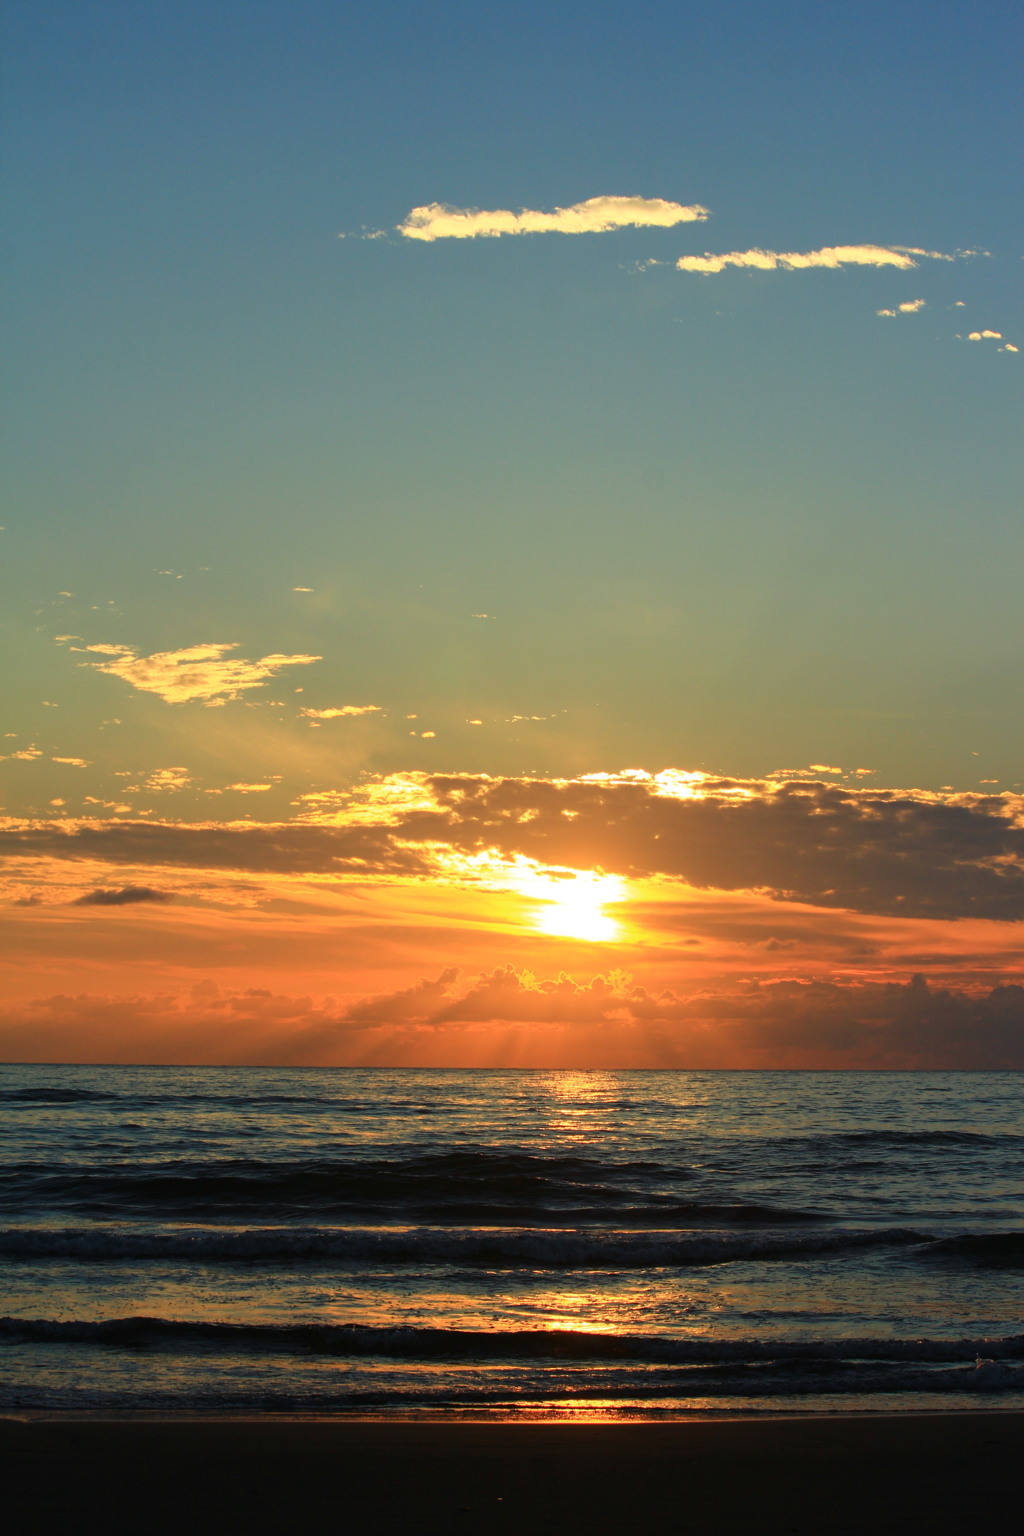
[4,1,1022,806]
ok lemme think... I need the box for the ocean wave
[817,1129,1016,1147]
[5,1366,1022,1412]
[921,1232,1024,1267]
[0,1152,828,1225]
[0,1223,931,1266]
[3,1315,1022,1365]
[0,1087,408,1110]
[0,1087,116,1105]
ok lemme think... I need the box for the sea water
[1,1066,1021,1416]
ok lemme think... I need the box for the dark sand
[2,1413,1020,1535]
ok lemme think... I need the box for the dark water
[1,1066,1021,1417]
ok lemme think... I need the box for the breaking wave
[3,1315,1022,1364]
[0,1223,933,1266]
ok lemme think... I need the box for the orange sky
[3,771,1022,1067]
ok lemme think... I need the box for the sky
[1,0,1022,1066]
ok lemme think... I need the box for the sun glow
[523,869,625,942]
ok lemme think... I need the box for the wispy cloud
[675,245,951,274]
[397,196,709,242]
[877,299,927,317]
[299,705,381,719]
[80,643,321,704]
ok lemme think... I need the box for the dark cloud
[4,771,1023,921]
[1,970,1020,1068]
[0,820,430,877]
[410,774,1024,921]
[343,965,1024,1068]
[72,885,174,907]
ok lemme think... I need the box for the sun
[527,869,625,942]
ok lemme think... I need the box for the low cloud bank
[1,971,1020,1068]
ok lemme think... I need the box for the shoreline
[4,1410,1021,1535]
[6,1402,1024,1420]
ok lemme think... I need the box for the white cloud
[675,245,947,274]
[877,299,926,317]
[299,705,381,719]
[968,330,1002,340]
[83,643,321,704]
[52,757,90,767]
[397,195,709,242]
[1000,344,1019,353]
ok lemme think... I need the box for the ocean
[1,1065,1021,1417]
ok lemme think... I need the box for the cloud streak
[79,643,321,704]
[675,245,947,274]
[397,196,709,241]
[299,705,381,719]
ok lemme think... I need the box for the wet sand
[2,1412,1020,1535]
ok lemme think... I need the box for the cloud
[397,195,709,241]
[877,299,927,316]
[299,706,381,719]
[1,970,1019,1068]
[407,772,1024,921]
[675,245,946,274]
[80,643,321,704]
[144,767,191,792]
[72,885,173,907]
[336,965,1024,1067]
[5,771,1024,922]
[967,330,1002,340]
[52,757,90,767]
[0,817,431,878]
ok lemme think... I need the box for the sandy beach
[2,1412,1020,1535]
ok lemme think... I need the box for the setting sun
[527,871,625,943]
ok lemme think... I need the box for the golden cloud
[299,705,381,719]
[398,195,709,241]
[81,642,321,703]
[675,245,940,274]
